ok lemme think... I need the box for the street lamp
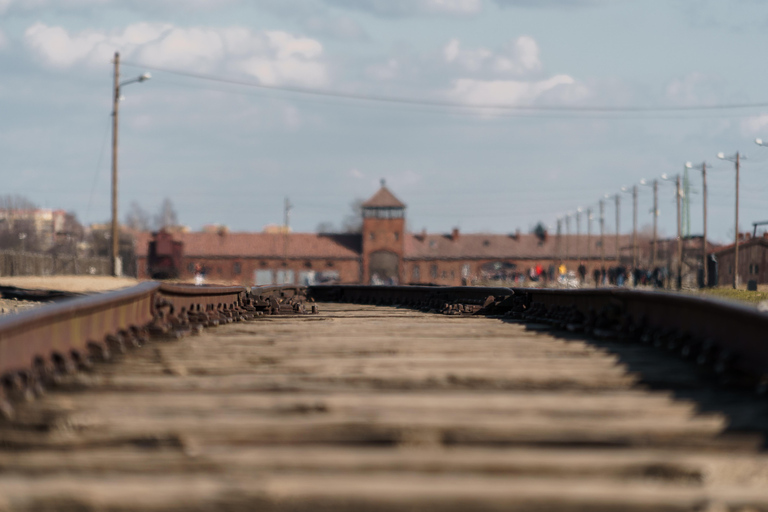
[661,172,683,290]
[686,161,708,287]
[605,193,620,265]
[717,151,743,289]
[111,51,151,277]
[621,185,638,275]
[640,178,659,271]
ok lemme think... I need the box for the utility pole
[614,195,620,265]
[632,185,638,271]
[556,218,563,268]
[652,180,658,270]
[586,208,592,282]
[735,152,741,289]
[111,52,120,277]
[565,214,570,267]
[599,199,605,284]
[702,162,708,287]
[676,175,683,290]
[283,197,292,266]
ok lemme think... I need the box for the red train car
[147,231,183,279]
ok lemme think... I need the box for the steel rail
[0,282,313,415]
[308,285,768,389]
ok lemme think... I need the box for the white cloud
[366,58,400,81]
[442,36,541,76]
[445,74,580,106]
[23,22,329,87]
[303,15,369,41]
[741,113,768,134]
[665,73,721,106]
[322,0,481,17]
[349,168,364,179]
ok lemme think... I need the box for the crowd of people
[503,262,672,288]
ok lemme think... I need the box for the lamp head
[717,152,725,160]
[685,162,692,169]
[756,138,764,146]
[661,173,668,180]
[639,178,647,185]
[139,72,152,82]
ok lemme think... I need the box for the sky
[3,0,768,243]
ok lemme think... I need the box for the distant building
[0,208,68,250]
[711,233,768,287]
[136,183,629,285]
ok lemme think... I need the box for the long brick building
[136,184,626,286]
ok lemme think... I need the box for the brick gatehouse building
[136,183,625,286]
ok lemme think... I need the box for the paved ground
[2,303,768,511]
[0,276,139,294]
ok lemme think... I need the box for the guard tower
[362,180,406,284]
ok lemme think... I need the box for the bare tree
[153,198,179,231]
[316,221,335,233]
[125,201,152,231]
[341,199,364,234]
[0,194,37,212]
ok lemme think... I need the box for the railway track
[1,283,768,510]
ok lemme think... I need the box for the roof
[711,235,768,256]
[404,233,627,260]
[362,185,406,209]
[135,231,361,259]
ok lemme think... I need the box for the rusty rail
[308,285,768,391]
[0,282,315,415]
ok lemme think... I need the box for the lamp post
[717,151,743,289]
[640,178,659,271]
[686,161,708,287]
[599,199,605,284]
[605,194,620,265]
[565,213,571,267]
[111,51,151,277]
[586,208,593,283]
[661,173,683,290]
[622,185,638,276]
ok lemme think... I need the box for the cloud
[366,58,400,81]
[493,0,606,8]
[23,22,329,87]
[303,15,369,41]
[443,36,541,76]
[665,73,723,106]
[445,74,584,106]
[741,113,768,134]
[321,0,481,17]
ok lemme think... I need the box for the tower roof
[362,181,406,209]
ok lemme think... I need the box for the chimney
[452,228,459,241]
[420,228,427,241]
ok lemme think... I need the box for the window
[430,264,438,279]
[304,261,312,268]
[461,264,470,277]
[394,232,399,241]
[233,262,241,275]
[187,262,195,273]
[370,232,375,240]
[327,261,335,267]
[412,265,420,281]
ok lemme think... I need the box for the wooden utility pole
[556,218,563,268]
[734,152,740,289]
[586,208,592,282]
[111,52,120,277]
[652,180,658,270]
[632,185,638,271]
[614,195,620,265]
[676,175,683,290]
[702,163,708,287]
[565,214,570,267]
[599,199,605,283]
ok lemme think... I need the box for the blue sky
[2,0,768,242]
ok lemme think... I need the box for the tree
[125,202,151,231]
[153,198,179,231]
[341,199,364,234]
[531,222,548,243]
[316,221,335,233]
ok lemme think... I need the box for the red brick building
[712,233,768,287]
[136,183,627,286]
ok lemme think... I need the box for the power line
[122,60,768,115]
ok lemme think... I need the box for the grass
[697,288,768,305]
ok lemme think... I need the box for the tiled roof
[135,231,361,259]
[362,186,406,208]
[404,233,627,260]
